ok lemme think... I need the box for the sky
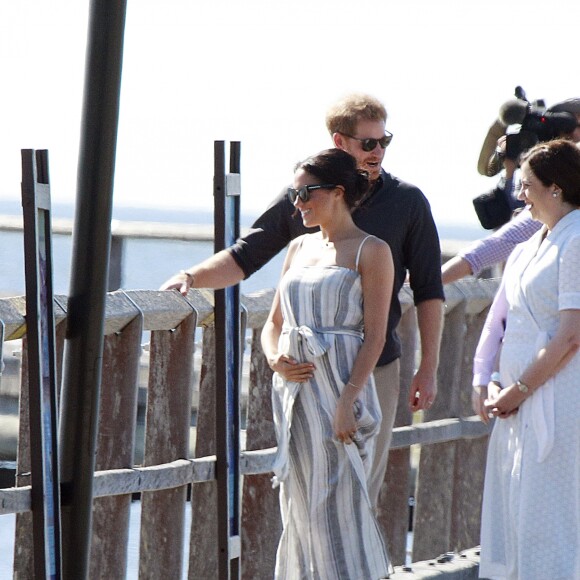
[1,0,579,230]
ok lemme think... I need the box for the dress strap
[355,235,374,272]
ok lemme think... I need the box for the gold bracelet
[346,381,361,390]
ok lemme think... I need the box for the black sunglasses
[287,184,337,204]
[341,131,393,152]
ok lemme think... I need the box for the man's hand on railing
[159,270,194,296]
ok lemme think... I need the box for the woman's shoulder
[356,234,392,270]
[358,233,390,252]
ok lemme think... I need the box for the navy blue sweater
[229,169,445,366]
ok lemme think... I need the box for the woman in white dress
[479,139,580,580]
[261,148,394,579]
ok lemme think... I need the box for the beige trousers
[368,359,400,510]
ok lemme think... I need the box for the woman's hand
[472,386,488,423]
[486,380,502,402]
[474,381,502,423]
[484,383,525,419]
[268,354,315,382]
[333,385,359,444]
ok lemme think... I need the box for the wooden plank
[139,311,196,579]
[189,327,219,579]
[413,302,467,561]
[0,418,492,515]
[13,336,34,577]
[90,312,142,579]
[241,330,280,578]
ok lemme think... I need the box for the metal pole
[21,149,62,579]
[214,141,242,579]
[58,2,127,579]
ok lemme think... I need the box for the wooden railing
[0,276,498,578]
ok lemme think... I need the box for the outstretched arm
[441,256,473,285]
[160,188,306,294]
[447,209,540,283]
[159,250,244,295]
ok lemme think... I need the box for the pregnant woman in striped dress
[261,148,394,579]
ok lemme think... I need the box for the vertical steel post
[214,141,242,579]
[21,149,62,579]
[58,2,127,579]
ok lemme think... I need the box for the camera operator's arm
[483,134,517,179]
[477,119,507,177]
[495,135,518,182]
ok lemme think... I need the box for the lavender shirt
[461,209,541,276]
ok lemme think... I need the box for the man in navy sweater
[161,93,445,509]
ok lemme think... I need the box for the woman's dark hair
[295,148,370,208]
[520,139,580,206]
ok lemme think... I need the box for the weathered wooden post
[189,326,219,578]
[241,289,281,577]
[449,281,495,552]
[412,291,467,561]
[139,294,197,579]
[412,279,497,561]
[13,305,67,577]
[90,293,143,579]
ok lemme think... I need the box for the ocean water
[0,201,288,297]
[0,199,484,298]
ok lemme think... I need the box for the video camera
[499,86,577,161]
[473,87,578,230]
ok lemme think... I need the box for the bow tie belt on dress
[281,324,364,358]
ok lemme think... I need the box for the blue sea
[0,199,484,298]
[0,200,288,297]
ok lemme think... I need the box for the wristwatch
[515,380,529,394]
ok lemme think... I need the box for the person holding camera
[442,97,580,286]
[474,92,580,230]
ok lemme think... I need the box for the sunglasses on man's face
[341,131,393,152]
[287,184,337,204]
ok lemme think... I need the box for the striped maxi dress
[270,241,391,579]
